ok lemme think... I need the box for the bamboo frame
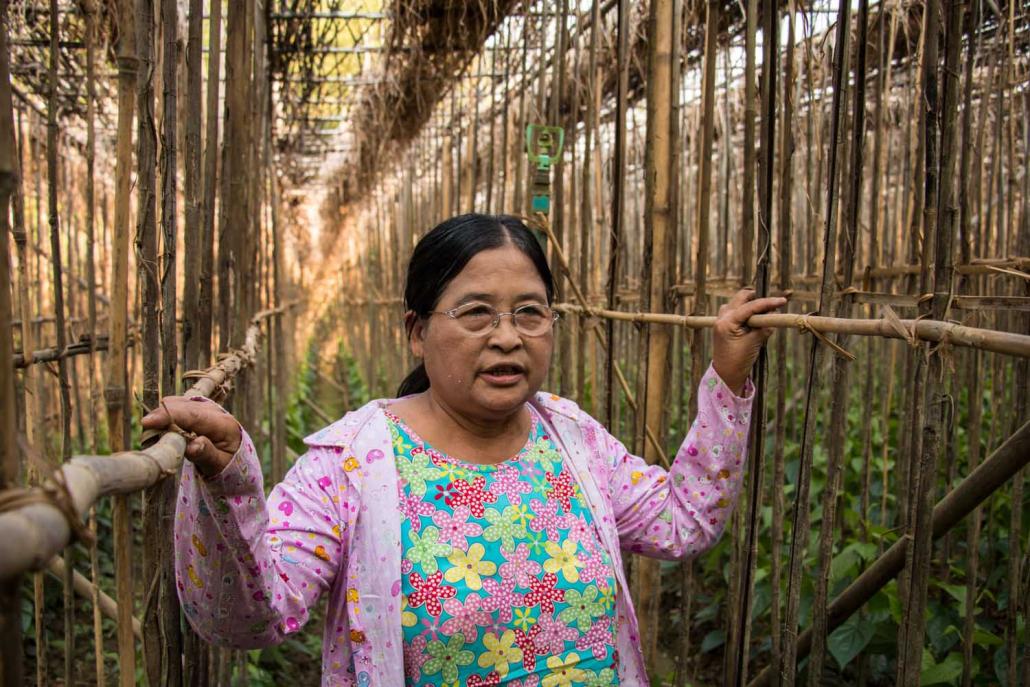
[749,419,1030,687]
[553,304,1030,359]
[0,310,275,580]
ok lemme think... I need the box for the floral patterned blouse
[387,407,620,687]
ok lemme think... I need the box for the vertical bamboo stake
[157,0,184,678]
[635,0,676,670]
[135,0,163,676]
[780,1,850,681]
[956,5,981,683]
[109,0,136,679]
[199,0,221,368]
[735,0,777,682]
[740,0,757,287]
[811,0,866,678]
[0,0,24,680]
[219,0,248,350]
[606,0,628,429]
[897,0,960,679]
[183,0,204,373]
[769,0,794,670]
[82,0,105,680]
[1002,10,1026,685]
[44,0,75,678]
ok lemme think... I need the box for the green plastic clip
[525,124,565,213]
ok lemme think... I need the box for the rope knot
[794,313,856,361]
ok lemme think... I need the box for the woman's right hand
[141,396,243,478]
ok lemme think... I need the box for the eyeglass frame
[426,302,561,337]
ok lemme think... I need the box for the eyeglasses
[428,302,560,337]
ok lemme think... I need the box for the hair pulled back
[396,214,555,397]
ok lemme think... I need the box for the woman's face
[409,244,554,421]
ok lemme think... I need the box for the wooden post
[781,1,850,682]
[108,0,137,679]
[183,0,204,373]
[635,0,675,670]
[0,0,24,680]
[199,0,221,370]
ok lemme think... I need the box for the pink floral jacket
[174,364,754,686]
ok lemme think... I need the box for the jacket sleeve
[595,363,754,560]
[174,409,358,648]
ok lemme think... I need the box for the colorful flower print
[443,544,497,591]
[407,571,457,617]
[441,595,492,643]
[392,410,619,686]
[405,526,452,574]
[423,634,474,683]
[543,539,584,583]
[559,586,605,629]
[446,476,497,517]
[396,451,440,497]
[499,543,542,588]
[482,506,528,551]
[433,506,483,551]
[525,438,561,474]
[476,630,523,677]
[542,652,587,687]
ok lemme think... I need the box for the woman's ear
[405,311,425,358]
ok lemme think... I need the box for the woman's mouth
[480,364,526,385]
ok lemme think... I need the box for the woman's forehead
[441,247,547,300]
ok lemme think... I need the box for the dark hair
[396,214,555,397]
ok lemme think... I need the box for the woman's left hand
[712,288,788,395]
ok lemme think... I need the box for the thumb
[186,435,233,477]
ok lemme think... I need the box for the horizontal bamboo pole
[12,336,129,368]
[672,257,1030,292]
[47,555,142,639]
[748,419,1030,687]
[675,287,1030,313]
[554,303,1030,358]
[0,308,279,581]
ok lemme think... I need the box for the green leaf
[920,650,963,685]
[701,629,725,653]
[830,547,861,582]
[938,583,967,608]
[972,628,1003,647]
[828,614,876,669]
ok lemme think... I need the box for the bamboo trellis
[1,0,1029,685]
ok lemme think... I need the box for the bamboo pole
[0,308,278,579]
[635,0,675,669]
[43,0,76,677]
[810,0,866,677]
[605,0,628,429]
[749,418,1030,687]
[897,0,958,678]
[182,0,204,374]
[134,0,164,674]
[0,0,24,679]
[82,0,105,679]
[198,0,220,374]
[107,0,136,678]
[767,0,794,672]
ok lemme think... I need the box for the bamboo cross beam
[747,419,1030,687]
[0,307,281,581]
[11,336,137,368]
[554,303,1030,358]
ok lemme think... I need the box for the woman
[148,214,786,686]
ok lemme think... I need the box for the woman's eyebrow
[454,291,546,305]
